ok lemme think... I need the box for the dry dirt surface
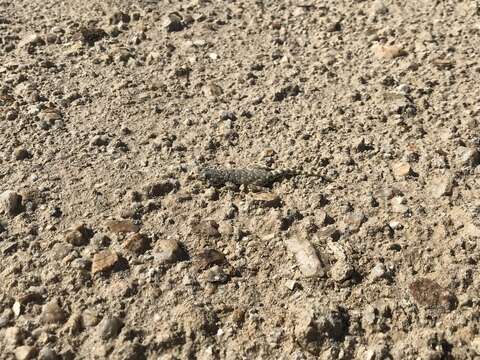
[1,0,480,359]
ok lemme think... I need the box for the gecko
[198,165,324,187]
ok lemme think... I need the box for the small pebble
[284,237,324,277]
[373,45,408,60]
[91,250,120,274]
[430,175,454,198]
[392,162,412,178]
[144,179,179,198]
[154,239,186,264]
[81,310,99,327]
[123,233,150,254]
[106,220,140,233]
[369,263,387,281]
[64,224,92,246]
[0,190,22,216]
[456,147,480,167]
[192,220,221,237]
[90,135,110,146]
[163,12,184,32]
[97,316,123,340]
[40,300,66,324]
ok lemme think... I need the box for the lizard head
[197,166,224,186]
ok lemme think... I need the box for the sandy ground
[1,0,480,359]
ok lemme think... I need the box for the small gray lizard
[198,166,323,187]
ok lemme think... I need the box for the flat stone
[284,237,324,277]
[106,220,140,233]
[91,250,120,274]
[12,301,22,317]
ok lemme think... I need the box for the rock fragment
[0,190,22,216]
[163,12,184,32]
[92,250,120,274]
[18,34,45,50]
[328,241,355,282]
[249,192,281,208]
[154,239,186,264]
[64,224,93,246]
[73,27,107,45]
[191,220,221,237]
[204,265,229,283]
[5,327,22,345]
[38,347,58,360]
[429,175,454,198]
[12,301,22,317]
[284,237,324,277]
[374,45,408,60]
[40,300,66,324]
[144,179,179,198]
[106,220,140,233]
[369,263,388,281]
[392,162,412,178]
[109,11,130,25]
[272,84,300,102]
[197,249,228,270]
[456,147,480,167]
[15,346,37,360]
[0,309,12,328]
[391,196,409,214]
[97,316,123,340]
[81,310,99,327]
[123,233,150,254]
[203,83,223,98]
[90,135,109,146]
